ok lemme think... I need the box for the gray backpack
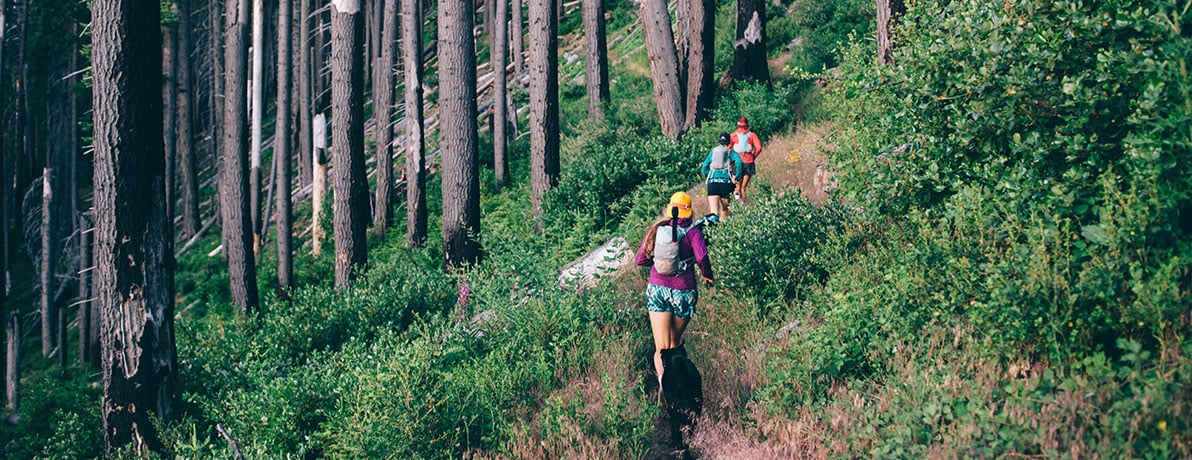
[709,146,731,172]
[653,222,691,276]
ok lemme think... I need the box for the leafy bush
[708,192,850,308]
[822,0,1191,361]
[541,124,707,264]
[176,247,455,455]
[778,0,875,73]
[712,81,798,140]
[0,370,102,459]
[309,231,651,457]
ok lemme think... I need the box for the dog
[660,345,703,451]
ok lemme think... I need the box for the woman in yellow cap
[634,191,715,391]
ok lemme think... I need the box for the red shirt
[732,128,763,163]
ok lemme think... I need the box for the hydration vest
[733,132,754,154]
[653,222,691,276]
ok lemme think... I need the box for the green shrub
[0,370,102,459]
[822,0,1191,362]
[711,81,798,140]
[779,0,875,73]
[708,193,850,309]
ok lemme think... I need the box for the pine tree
[92,0,177,450]
[439,0,482,267]
[330,0,370,287]
[220,0,261,313]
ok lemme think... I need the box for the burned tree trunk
[92,0,177,451]
[730,0,769,84]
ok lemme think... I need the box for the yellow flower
[1159,420,1167,431]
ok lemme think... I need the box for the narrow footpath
[641,123,836,459]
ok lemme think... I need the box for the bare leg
[740,175,752,203]
[670,315,690,346]
[650,311,678,383]
[706,194,721,216]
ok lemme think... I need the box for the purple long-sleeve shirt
[635,218,714,291]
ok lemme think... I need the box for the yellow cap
[667,192,693,219]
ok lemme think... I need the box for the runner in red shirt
[731,117,763,204]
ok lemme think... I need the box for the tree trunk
[373,0,398,231]
[276,0,294,290]
[212,0,225,192]
[640,0,686,140]
[492,0,509,191]
[177,0,200,238]
[5,313,17,412]
[250,0,265,253]
[675,0,690,97]
[312,113,327,256]
[164,23,178,227]
[439,0,482,268]
[314,6,329,115]
[92,0,177,451]
[331,0,369,288]
[581,0,609,120]
[730,0,768,84]
[875,0,904,65]
[0,0,7,306]
[529,0,560,218]
[480,0,491,37]
[40,169,53,356]
[0,0,8,403]
[511,0,524,76]
[370,0,383,82]
[78,212,94,365]
[299,0,314,186]
[403,0,427,247]
[221,0,261,313]
[683,0,714,130]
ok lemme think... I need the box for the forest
[0,0,1188,457]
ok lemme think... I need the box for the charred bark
[92,0,177,451]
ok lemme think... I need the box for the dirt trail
[685,122,834,218]
[644,123,836,459]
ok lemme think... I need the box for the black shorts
[707,182,735,197]
[740,162,757,177]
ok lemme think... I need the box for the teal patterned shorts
[645,284,698,319]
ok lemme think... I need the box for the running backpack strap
[733,132,753,154]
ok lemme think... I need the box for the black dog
[661,345,703,451]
